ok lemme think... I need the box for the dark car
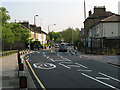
[59,43,67,52]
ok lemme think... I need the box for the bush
[77,41,84,50]
[111,49,116,55]
[100,51,105,55]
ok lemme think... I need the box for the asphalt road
[25,49,120,90]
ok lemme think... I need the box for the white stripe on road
[82,73,117,89]
[95,77,110,80]
[59,63,70,69]
[44,55,46,57]
[67,65,80,67]
[63,58,71,61]
[75,63,88,69]
[47,56,49,59]
[53,60,69,62]
[50,58,55,62]
[77,70,92,72]
[99,72,120,82]
[79,56,82,58]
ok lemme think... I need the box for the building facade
[20,21,47,44]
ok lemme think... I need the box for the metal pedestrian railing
[0,50,18,57]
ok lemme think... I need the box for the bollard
[18,58,21,64]
[19,76,27,88]
[19,63,24,71]
[18,53,20,60]
[18,63,24,77]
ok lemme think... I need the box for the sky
[1,0,120,33]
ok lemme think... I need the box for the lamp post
[47,24,56,47]
[48,24,56,34]
[34,15,38,40]
[34,15,38,25]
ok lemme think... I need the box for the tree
[0,7,10,26]
[60,27,79,43]
[0,7,14,50]
[48,31,62,43]
[10,22,29,43]
[1,7,30,50]
[2,24,15,50]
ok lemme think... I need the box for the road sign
[52,38,54,41]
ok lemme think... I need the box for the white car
[55,44,59,48]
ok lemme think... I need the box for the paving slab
[2,54,19,89]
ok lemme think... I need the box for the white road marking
[59,63,70,69]
[61,56,63,58]
[75,63,88,69]
[63,58,71,61]
[99,72,120,82]
[82,73,117,89]
[79,56,82,58]
[60,62,72,64]
[33,63,56,69]
[50,58,55,62]
[95,77,110,80]
[44,55,46,57]
[57,53,59,56]
[53,60,68,62]
[47,56,49,59]
[77,70,92,72]
[67,65,80,67]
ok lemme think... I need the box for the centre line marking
[95,77,110,80]
[99,72,120,82]
[67,65,80,67]
[47,56,49,59]
[82,73,117,89]
[75,63,88,69]
[50,58,55,62]
[59,63,70,69]
[26,60,46,90]
[77,70,92,72]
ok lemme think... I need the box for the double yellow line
[26,60,46,90]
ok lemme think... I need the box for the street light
[48,24,56,34]
[34,15,38,40]
[34,15,38,25]
[47,24,56,47]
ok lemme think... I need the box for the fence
[84,37,120,55]
[0,50,18,57]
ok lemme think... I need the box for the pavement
[1,51,36,90]
[2,54,19,89]
[69,49,120,67]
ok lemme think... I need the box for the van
[59,43,67,52]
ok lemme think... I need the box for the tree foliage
[60,27,79,43]
[2,23,15,44]
[48,31,62,43]
[0,7,10,26]
[1,7,29,50]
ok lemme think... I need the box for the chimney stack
[89,10,92,16]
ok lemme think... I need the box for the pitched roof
[101,14,120,22]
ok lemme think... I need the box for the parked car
[59,43,67,52]
[55,44,59,48]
